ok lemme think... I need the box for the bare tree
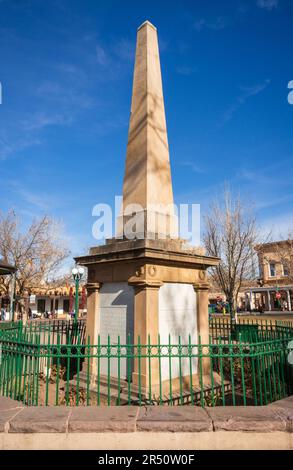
[203,189,259,313]
[0,211,70,310]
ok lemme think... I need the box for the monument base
[75,237,219,393]
[70,369,225,406]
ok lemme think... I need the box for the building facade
[0,284,87,319]
[27,285,87,318]
[245,241,293,312]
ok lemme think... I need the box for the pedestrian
[1,307,5,321]
[4,308,9,321]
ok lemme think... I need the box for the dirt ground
[215,313,293,322]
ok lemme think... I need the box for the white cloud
[176,66,193,76]
[0,135,41,160]
[113,38,135,62]
[96,45,109,66]
[36,80,94,109]
[20,112,73,131]
[179,161,205,174]
[257,0,278,10]
[194,16,229,32]
[221,79,271,124]
[4,180,57,212]
[259,212,293,240]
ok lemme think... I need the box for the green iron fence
[0,319,86,345]
[209,317,293,343]
[0,319,292,407]
[27,319,86,345]
[0,321,22,332]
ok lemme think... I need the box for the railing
[27,319,86,345]
[0,319,86,344]
[209,317,293,343]
[0,320,292,408]
[0,321,22,333]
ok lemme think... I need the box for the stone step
[70,372,232,406]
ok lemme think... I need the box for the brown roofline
[255,240,293,251]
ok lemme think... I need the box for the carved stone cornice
[192,282,209,292]
[85,282,102,293]
[128,278,163,291]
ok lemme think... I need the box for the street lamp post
[10,272,16,322]
[71,267,85,323]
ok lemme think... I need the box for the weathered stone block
[270,396,293,410]
[0,397,23,411]
[137,406,212,432]
[68,406,139,432]
[9,407,70,433]
[0,409,23,432]
[270,397,293,432]
[206,406,288,432]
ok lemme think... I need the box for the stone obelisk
[76,21,219,394]
[120,21,177,240]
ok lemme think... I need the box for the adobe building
[0,260,16,319]
[76,21,219,392]
[245,240,293,312]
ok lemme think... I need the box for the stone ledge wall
[0,396,292,450]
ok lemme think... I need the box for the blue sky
[0,0,293,260]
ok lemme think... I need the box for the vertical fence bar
[229,341,236,406]
[239,334,247,406]
[250,344,258,406]
[107,335,111,406]
[198,334,204,407]
[65,335,71,406]
[148,334,152,404]
[188,334,194,406]
[97,335,101,406]
[35,334,40,406]
[261,341,268,405]
[209,337,215,407]
[127,333,131,406]
[22,339,28,404]
[75,334,81,407]
[168,334,172,405]
[266,341,273,404]
[138,335,142,405]
[270,339,277,402]
[55,333,61,406]
[178,335,183,406]
[117,335,121,406]
[14,339,22,401]
[279,343,286,399]
[86,336,90,406]
[45,331,51,406]
[158,335,162,406]
[218,336,225,406]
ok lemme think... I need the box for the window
[37,299,46,314]
[269,262,276,277]
[63,299,70,313]
[283,264,289,276]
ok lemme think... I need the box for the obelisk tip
[137,20,157,32]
